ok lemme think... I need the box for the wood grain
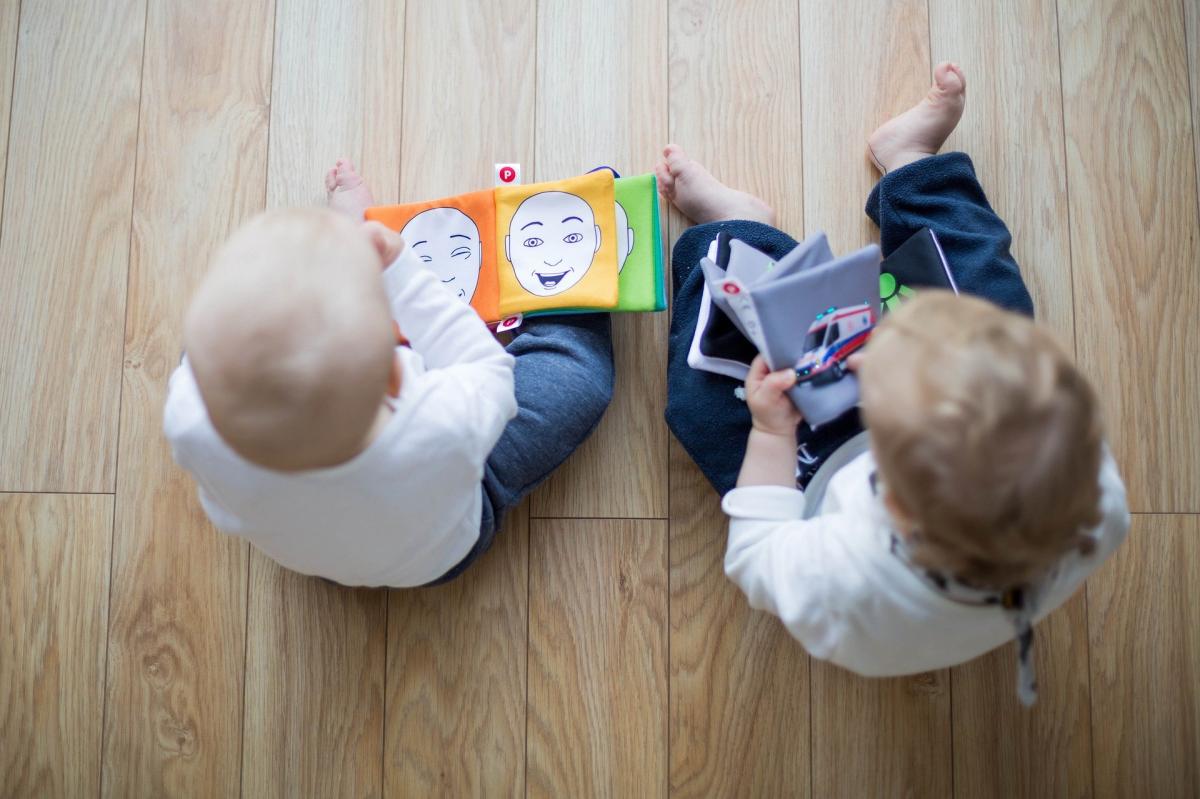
[0,0,145,492]
[799,0,931,254]
[395,0,535,202]
[1,1,1196,793]
[1058,0,1200,511]
[265,0,405,207]
[382,4,534,794]
[241,568,386,799]
[239,1,406,795]
[668,445,810,797]
[527,518,668,797]
[528,0,669,519]
[930,5,1094,795]
[100,0,272,794]
[1087,515,1200,798]
[0,0,18,241]
[386,502,528,797]
[667,0,806,232]
[0,494,113,798]
[810,669,951,798]
[665,1,809,794]
[951,593,1093,799]
[1189,0,1200,227]
[930,0,1075,343]
[798,4,956,795]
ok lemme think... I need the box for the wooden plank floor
[1,0,1197,796]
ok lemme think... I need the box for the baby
[164,165,614,587]
[658,63,1129,702]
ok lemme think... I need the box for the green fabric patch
[612,173,666,312]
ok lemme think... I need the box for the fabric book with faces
[365,170,666,325]
[688,227,955,428]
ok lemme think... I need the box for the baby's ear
[504,235,511,263]
[362,221,405,268]
[594,225,602,252]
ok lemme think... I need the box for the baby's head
[185,208,397,471]
[859,292,1103,587]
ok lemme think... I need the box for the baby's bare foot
[654,144,775,226]
[868,62,966,173]
[325,158,375,219]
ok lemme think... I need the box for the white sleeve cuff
[722,485,805,520]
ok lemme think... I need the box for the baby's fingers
[762,368,797,394]
[362,221,406,268]
[747,355,771,382]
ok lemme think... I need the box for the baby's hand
[362,221,405,269]
[745,355,803,437]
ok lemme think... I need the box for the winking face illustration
[400,207,482,302]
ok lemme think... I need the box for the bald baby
[184,208,401,472]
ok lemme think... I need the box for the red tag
[495,313,523,333]
[722,281,741,295]
[495,163,521,186]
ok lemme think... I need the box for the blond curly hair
[859,292,1104,587]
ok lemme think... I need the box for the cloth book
[689,227,957,380]
[365,171,666,324]
[687,227,956,427]
[878,226,956,309]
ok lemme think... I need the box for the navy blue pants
[431,314,615,583]
[666,152,1035,496]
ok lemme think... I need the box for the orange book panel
[365,188,501,322]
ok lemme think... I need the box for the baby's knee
[578,358,614,427]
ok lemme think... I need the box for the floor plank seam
[96,494,118,799]
[527,0,539,791]
[237,0,279,792]
[0,490,118,496]
[1181,0,1200,251]
[237,544,252,799]
[0,0,21,264]
[1052,0,1081,363]
[1083,580,1097,797]
[97,0,151,790]
[528,515,670,521]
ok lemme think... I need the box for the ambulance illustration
[793,303,875,385]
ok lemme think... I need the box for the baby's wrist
[749,422,797,442]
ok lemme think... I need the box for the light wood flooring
[1,0,1198,795]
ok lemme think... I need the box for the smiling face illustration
[400,207,482,302]
[505,191,602,296]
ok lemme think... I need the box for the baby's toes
[655,162,675,195]
[663,145,690,174]
[932,61,965,97]
[325,167,338,192]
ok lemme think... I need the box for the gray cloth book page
[705,238,882,428]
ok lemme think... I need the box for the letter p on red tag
[494,163,521,186]
[495,313,523,333]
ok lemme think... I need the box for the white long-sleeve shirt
[163,249,517,587]
[722,447,1129,676]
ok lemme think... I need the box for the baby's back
[164,358,485,587]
